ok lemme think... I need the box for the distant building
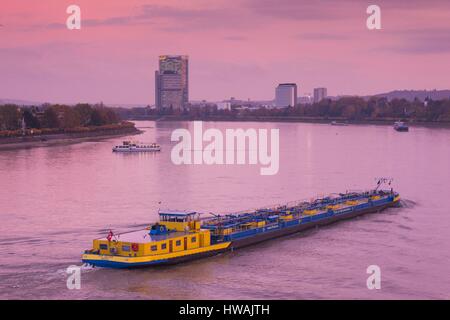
[217,102,232,110]
[223,97,244,105]
[275,83,297,107]
[297,94,313,105]
[31,106,45,123]
[155,55,189,109]
[313,88,327,103]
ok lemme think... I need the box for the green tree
[22,109,41,128]
[43,107,60,128]
[0,104,21,130]
[103,108,119,124]
[74,104,93,126]
[89,109,103,126]
[61,106,81,128]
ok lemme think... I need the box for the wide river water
[1,121,449,299]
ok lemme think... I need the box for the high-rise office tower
[275,83,297,107]
[155,55,189,109]
[313,87,327,103]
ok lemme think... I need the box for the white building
[275,83,297,107]
[297,94,313,105]
[217,102,232,110]
[313,87,327,103]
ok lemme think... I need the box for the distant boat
[330,121,349,126]
[394,121,409,132]
[113,141,161,152]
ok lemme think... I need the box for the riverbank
[128,115,450,128]
[0,125,141,151]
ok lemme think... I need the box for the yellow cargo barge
[82,211,231,268]
[82,186,400,268]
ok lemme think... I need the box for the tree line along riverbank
[0,125,140,150]
[115,96,450,125]
[2,96,450,140]
[0,103,140,149]
[0,103,139,137]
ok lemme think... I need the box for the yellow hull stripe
[82,242,231,264]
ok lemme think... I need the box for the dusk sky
[1,0,450,105]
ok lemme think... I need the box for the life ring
[131,243,139,252]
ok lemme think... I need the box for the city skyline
[1,0,450,105]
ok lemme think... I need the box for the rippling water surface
[1,121,449,299]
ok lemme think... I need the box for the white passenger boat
[112,141,161,152]
[330,121,349,126]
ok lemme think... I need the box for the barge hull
[83,247,228,268]
[230,202,395,250]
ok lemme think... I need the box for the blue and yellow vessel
[82,186,400,268]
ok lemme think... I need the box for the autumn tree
[74,104,93,126]
[42,107,60,128]
[22,109,41,128]
[0,104,21,130]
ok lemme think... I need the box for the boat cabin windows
[161,243,167,250]
[176,240,181,246]
[158,211,197,223]
[191,236,196,243]
[151,245,157,251]
[122,245,130,252]
[100,244,108,250]
[164,217,186,222]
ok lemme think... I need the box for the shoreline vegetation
[116,96,450,126]
[122,115,450,127]
[0,103,140,150]
[0,126,141,151]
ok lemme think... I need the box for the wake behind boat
[112,141,161,152]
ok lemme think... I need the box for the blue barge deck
[202,189,400,249]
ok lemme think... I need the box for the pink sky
[1,0,450,104]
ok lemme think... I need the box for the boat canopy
[159,210,197,216]
[158,210,198,222]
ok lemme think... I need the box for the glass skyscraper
[155,55,189,109]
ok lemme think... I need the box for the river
[0,121,449,299]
